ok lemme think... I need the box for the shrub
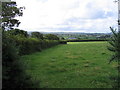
[108,27,120,88]
[31,32,44,40]
[59,40,67,44]
[2,30,60,88]
[108,27,120,64]
[2,33,38,88]
[6,29,29,38]
[13,37,42,55]
[9,35,59,55]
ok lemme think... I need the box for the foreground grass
[21,41,118,88]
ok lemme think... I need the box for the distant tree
[61,37,65,40]
[77,37,81,39]
[45,34,59,40]
[31,32,43,40]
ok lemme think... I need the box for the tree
[45,34,59,40]
[7,29,28,37]
[108,27,120,64]
[108,27,120,88]
[61,37,65,40]
[1,2,24,30]
[31,32,43,40]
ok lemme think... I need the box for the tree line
[4,29,60,55]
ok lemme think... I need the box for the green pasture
[20,41,118,88]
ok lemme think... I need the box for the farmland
[20,41,118,88]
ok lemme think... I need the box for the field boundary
[67,39,107,42]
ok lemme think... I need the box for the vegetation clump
[108,27,120,88]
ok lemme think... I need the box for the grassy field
[20,41,118,88]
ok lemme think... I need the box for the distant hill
[27,31,112,35]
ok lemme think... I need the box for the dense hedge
[67,39,107,42]
[2,33,39,88]
[3,31,60,88]
[9,35,60,55]
[59,40,67,44]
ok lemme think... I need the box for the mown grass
[20,41,118,88]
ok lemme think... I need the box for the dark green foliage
[2,32,38,88]
[67,39,106,42]
[45,34,59,40]
[108,27,120,64]
[118,20,120,25]
[6,29,28,37]
[1,2,24,30]
[4,29,60,55]
[2,30,60,88]
[16,37,42,55]
[108,27,120,88]
[2,33,19,64]
[9,35,59,55]
[59,40,67,44]
[31,32,43,40]
[110,76,120,88]
[61,37,65,40]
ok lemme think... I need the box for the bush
[59,40,67,44]
[2,31,60,88]
[2,33,38,88]
[15,37,42,55]
[108,27,120,64]
[6,29,29,38]
[8,35,59,55]
[31,32,43,40]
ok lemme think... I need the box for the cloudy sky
[13,0,118,33]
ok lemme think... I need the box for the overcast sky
[13,0,118,33]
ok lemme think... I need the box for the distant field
[20,41,118,88]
